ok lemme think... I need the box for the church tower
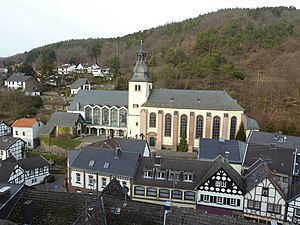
[127,41,152,139]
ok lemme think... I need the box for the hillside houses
[4,73,40,96]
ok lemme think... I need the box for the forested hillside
[1,7,300,135]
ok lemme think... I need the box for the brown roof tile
[12,118,37,128]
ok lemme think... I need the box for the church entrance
[149,137,155,147]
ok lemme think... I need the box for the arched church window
[102,108,109,126]
[180,114,187,138]
[164,114,172,137]
[212,116,220,139]
[85,106,92,124]
[230,116,237,140]
[149,113,156,128]
[119,109,127,127]
[111,108,118,127]
[93,107,101,125]
[195,115,203,138]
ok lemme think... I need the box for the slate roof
[40,111,83,135]
[243,159,285,197]
[12,118,37,128]
[246,117,260,130]
[70,78,89,89]
[0,136,20,150]
[248,130,300,149]
[198,138,247,164]
[243,142,295,176]
[18,155,50,170]
[0,158,17,183]
[88,138,147,155]
[197,156,245,192]
[142,89,244,110]
[69,147,140,178]
[68,150,81,166]
[68,90,128,111]
[6,73,30,82]
[287,181,300,201]
[134,157,214,190]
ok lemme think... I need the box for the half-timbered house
[0,122,11,137]
[0,136,26,160]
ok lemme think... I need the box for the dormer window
[155,168,167,180]
[169,170,180,182]
[89,160,95,167]
[183,171,194,182]
[142,168,153,179]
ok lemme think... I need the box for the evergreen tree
[235,122,246,141]
[177,136,188,152]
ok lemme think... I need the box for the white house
[0,136,26,160]
[70,78,91,95]
[12,118,44,150]
[0,157,25,184]
[4,73,40,96]
[243,159,286,224]
[58,64,76,75]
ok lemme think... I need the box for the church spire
[131,40,150,82]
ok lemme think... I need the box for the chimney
[76,102,80,111]
[114,147,121,159]
[24,200,34,225]
[224,151,230,163]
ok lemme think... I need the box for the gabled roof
[101,177,130,199]
[11,118,37,128]
[70,78,89,89]
[287,181,300,201]
[198,138,247,164]
[6,73,30,82]
[18,155,50,170]
[40,112,84,135]
[243,159,285,198]
[243,142,295,176]
[69,147,140,178]
[88,138,148,155]
[196,156,244,192]
[134,157,214,190]
[0,157,18,182]
[68,90,128,111]
[142,89,244,111]
[246,117,260,130]
[0,136,22,151]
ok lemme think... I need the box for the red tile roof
[12,118,37,128]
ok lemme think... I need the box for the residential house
[4,73,40,96]
[0,156,50,187]
[287,182,300,224]
[57,64,76,75]
[87,63,100,74]
[196,156,245,217]
[92,68,111,77]
[243,159,286,224]
[75,63,85,73]
[0,68,8,74]
[39,111,85,138]
[70,78,91,95]
[243,142,295,193]
[12,118,44,150]
[0,136,26,160]
[18,155,50,186]
[67,142,143,195]
[0,122,11,137]
[133,157,214,208]
[198,137,247,173]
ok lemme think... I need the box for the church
[68,41,259,151]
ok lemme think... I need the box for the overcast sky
[1,0,299,57]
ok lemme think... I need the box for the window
[147,187,157,197]
[88,175,94,186]
[215,180,221,187]
[93,107,101,125]
[183,171,194,182]
[172,190,182,200]
[149,113,156,128]
[15,131,18,135]
[102,108,109,126]
[159,189,170,198]
[195,115,203,138]
[221,181,226,188]
[31,178,37,183]
[216,196,223,204]
[262,187,269,197]
[184,191,195,201]
[247,200,261,210]
[76,173,81,183]
[111,108,118,127]
[164,114,172,137]
[102,178,107,187]
[267,203,281,214]
[39,167,44,173]
[135,122,138,126]
[28,142,31,147]
[295,208,300,217]
[155,169,167,180]
[230,198,237,206]
[169,170,180,182]
[229,116,237,140]
[122,181,127,187]
[75,189,82,193]
[202,195,209,202]
[142,169,153,179]
[133,104,139,108]
[134,186,145,196]
[85,106,92,124]
[119,109,127,127]
[180,114,187,138]
[23,132,25,136]
[283,177,289,183]
[212,116,220,139]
